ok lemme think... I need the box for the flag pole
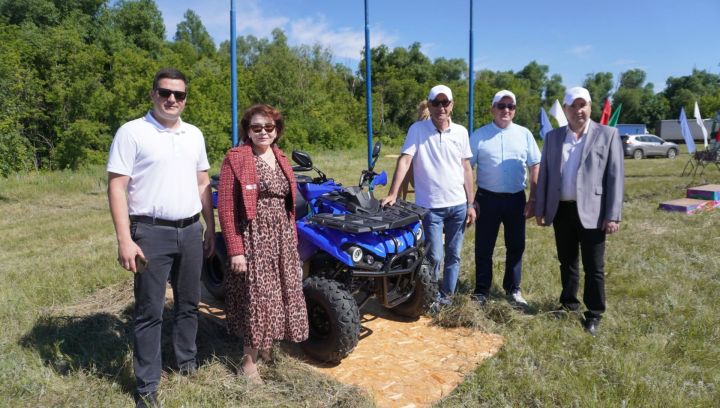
[230,0,238,146]
[364,0,373,168]
[468,0,474,134]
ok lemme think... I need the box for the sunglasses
[430,99,452,107]
[249,123,276,133]
[156,88,187,101]
[495,103,516,110]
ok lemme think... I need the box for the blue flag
[538,107,553,140]
[679,107,696,153]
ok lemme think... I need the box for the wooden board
[192,289,503,407]
[686,184,720,201]
[659,198,720,214]
[309,303,503,407]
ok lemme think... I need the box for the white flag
[694,101,709,148]
[549,99,568,127]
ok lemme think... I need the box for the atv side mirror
[368,141,382,172]
[292,150,313,170]
[372,141,382,159]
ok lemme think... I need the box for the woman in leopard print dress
[218,104,308,383]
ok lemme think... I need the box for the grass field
[1,146,719,407]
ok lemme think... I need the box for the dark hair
[153,68,187,90]
[240,104,285,145]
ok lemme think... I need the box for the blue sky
[154,0,719,92]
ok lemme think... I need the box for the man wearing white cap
[469,90,541,308]
[535,86,624,336]
[382,84,476,305]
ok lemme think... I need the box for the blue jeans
[423,203,467,298]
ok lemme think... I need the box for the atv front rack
[308,199,427,233]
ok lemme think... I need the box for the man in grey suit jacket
[535,86,624,336]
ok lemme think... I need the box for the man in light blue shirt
[469,90,540,308]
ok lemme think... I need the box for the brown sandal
[239,355,264,385]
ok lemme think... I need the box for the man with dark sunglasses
[107,68,215,407]
[382,85,476,308]
[469,90,541,309]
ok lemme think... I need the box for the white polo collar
[144,111,186,134]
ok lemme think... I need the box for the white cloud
[288,15,397,60]
[568,45,592,57]
[236,1,290,38]
[156,1,397,60]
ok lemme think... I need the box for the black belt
[476,188,522,198]
[560,200,577,205]
[130,213,200,228]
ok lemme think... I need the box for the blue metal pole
[468,0,474,134]
[364,0,373,169]
[230,0,238,146]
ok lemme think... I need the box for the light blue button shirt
[469,122,541,193]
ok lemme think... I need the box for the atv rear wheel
[301,276,360,363]
[202,232,226,300]
[390,259,437,318]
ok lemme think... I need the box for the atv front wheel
[201,232,226,300]
[301,276,360,363]
[390,259,437,318]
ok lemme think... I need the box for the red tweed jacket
[217,144,298,257]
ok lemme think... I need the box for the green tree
[663,69,720,117]
[174,9,215,59]
[611,69,669,129]
[111,0,165,55]
[0,0,60,26]
[182,58,236,163]
[517,61,548,98]
[544,74,565,107]
[433,57,466,83]
[619,68,646,89]
[53,119,111,169]
[0,24,42,172]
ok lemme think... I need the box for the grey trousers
[131,220,203,394]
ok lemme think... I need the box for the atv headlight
[414,227,423,241]
[347,246,363,263]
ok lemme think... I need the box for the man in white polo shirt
[107,68,215,407]
[382,85,476,306]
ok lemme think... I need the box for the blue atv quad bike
[203,142,437,363]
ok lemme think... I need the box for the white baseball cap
[564,86,592,105]
[428,85,453,101]
[491,90,516,106]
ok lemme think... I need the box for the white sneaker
[507,290,528,307]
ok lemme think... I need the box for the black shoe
[550,304,578,319]
[178,361,198,376]
[583,318,600,336]
[135,391,158,408]
[470,293,487,306]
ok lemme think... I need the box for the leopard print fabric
[225,156,309,350]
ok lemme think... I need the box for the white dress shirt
[560,123,589,201]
